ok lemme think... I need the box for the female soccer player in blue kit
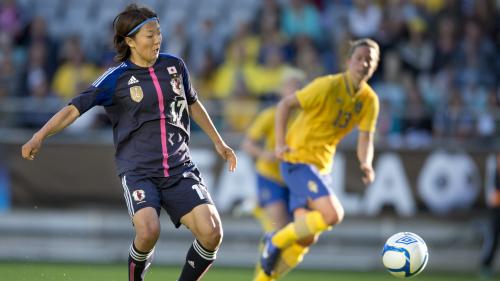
[21,4,237,281]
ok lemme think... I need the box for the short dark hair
[113,4,158,62]
[347,38,380,61]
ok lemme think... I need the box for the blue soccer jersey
[70,54,197,177]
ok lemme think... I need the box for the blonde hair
[281,67,306,86]
[347,38,380,62]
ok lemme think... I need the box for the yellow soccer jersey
[247,107,283,183]
[284,73,379,174]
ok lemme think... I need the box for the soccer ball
[382,232,429,278]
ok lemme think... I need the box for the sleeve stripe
[92,62,126,87]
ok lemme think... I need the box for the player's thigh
[257,174,291,229]
[309,194,344,225]
[120,173,162,233]
[264,201,291,230]
[280,162,335,213]
[160,168,214,228]
[181,203,223,250]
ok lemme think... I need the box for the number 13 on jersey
[333,110,352,128]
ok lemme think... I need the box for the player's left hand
[360,163,375,185]
[215,143,237,172]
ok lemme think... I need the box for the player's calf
[178,239,218,281]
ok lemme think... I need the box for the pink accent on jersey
[149,67,170,177]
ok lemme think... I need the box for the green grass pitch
[0,262,482,281]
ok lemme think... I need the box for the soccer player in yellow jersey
[242,69,305,232]
[258,38,381,280]
[242,69,305,280]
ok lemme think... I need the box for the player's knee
[322,206,344,226]
[297,235,318,247]
[198,226,223,251]
[136,221,161,244]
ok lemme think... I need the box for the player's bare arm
[357,131,375,185]
[241,137,276,162]
[275,94,300,159]
[189,100,237,172]
[21,105,80,160]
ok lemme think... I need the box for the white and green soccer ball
[382,232,429,278]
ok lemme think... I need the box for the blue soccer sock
[128,242,154,281]
[178,239,217,281]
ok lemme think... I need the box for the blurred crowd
[0,0,499,147]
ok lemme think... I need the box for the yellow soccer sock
[253,206,275,233]
[272,243,309,280]
[253,268,274,281]
[252,239,264,279]
[271,211,328,249]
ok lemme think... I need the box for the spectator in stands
[0,31,17,97]
[281,0,322,43]
[455,18,496,89]
[431,16,458,74]
[189,17,225,74]
[399,75,432,147]
[19,41,51,97]
[213,40,254,99]
[347,0,381,39]
[0,0,22,39]
[480,152,500,280]
[193,50,217,101]
[17,70,60,128]
[372,51,405,141]
[21,4,237,281]
[322,0,351,47]
[214,41,260,132]
[433,86,476,140]
[17,15,58,81]
[248,45,289,98]
[230,20,260,65]
[397,17,434,78]
[162,21,190,59]
[293,35,324,81]
[51,36,99,100]
[254,0,282,36]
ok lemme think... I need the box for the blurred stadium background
[0,0,499,280]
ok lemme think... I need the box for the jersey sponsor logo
[308,180,318,193]
[129,85,144,102]
[127,75,139,85]
[167,66,177,74]
[132,189,146,202]
[170,74,185,96]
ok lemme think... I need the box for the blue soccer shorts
[280,161,334,212]
[120,167,213,228]
[256,173,289,208]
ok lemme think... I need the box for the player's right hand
[21,134,43,160]
[275,144,290,160]
[261,151,277,161]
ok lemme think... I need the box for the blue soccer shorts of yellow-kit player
[256,173,290,208]
[120,166,213,227]
[280,161,334,211]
